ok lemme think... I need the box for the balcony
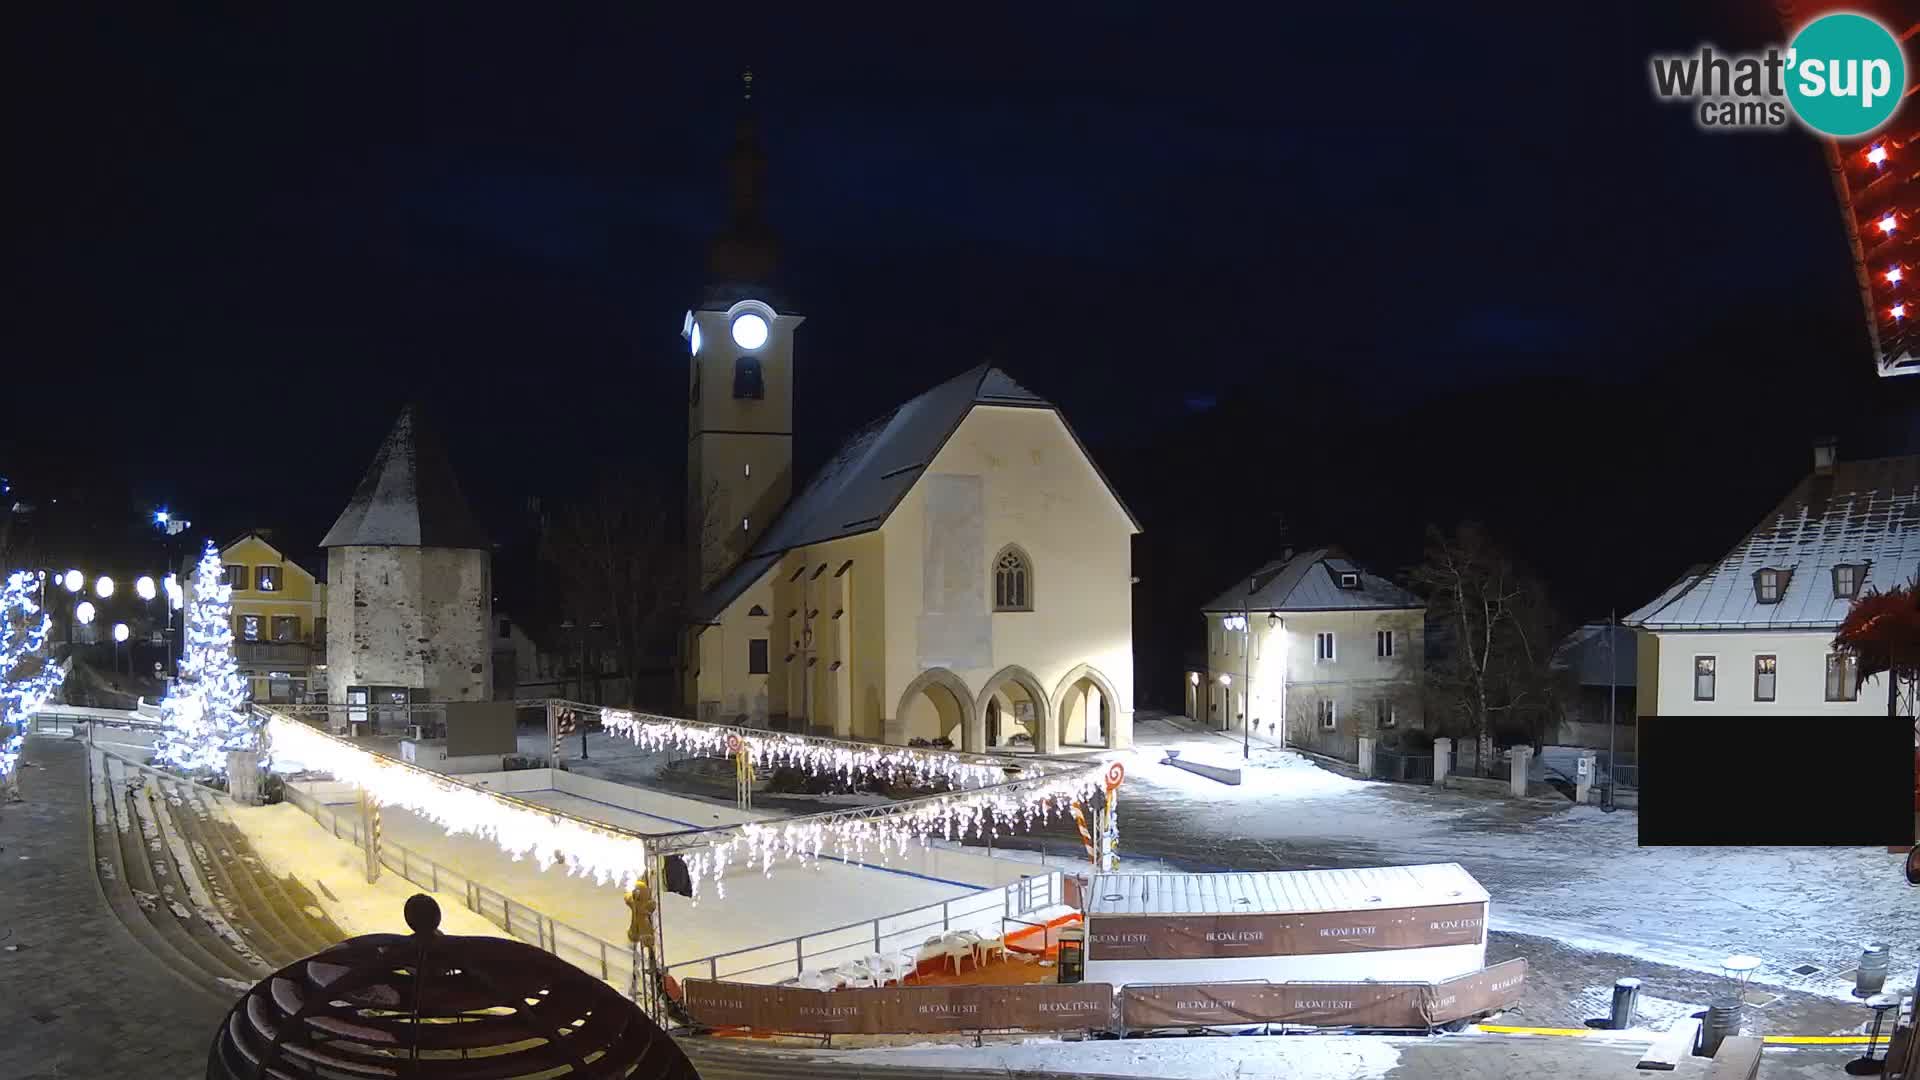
[235,641,319,667]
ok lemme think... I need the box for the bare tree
[1410,523,1562,765]
[538,479,692,709]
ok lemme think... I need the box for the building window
[1377,700,1397,728]
[1376,630,1395,658]
[1315,631,1336,663]
[1693,655,1716,701]
[1833,564,1863,599]
[733,354,764,399]
[226,564,249,590]
[748,638,769,675]
[1754,655,1777,702]
[255,565,280,592]
[1827,653,1859,702]
[1339,572,1359,589]
[1754,568,1786,604]
[239,614,263,642]
[993,545,1032,611]
[1318,699,1337,730]
[272,616,299,643]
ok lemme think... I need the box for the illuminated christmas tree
[1,570,63,791]
[155,541,257,772]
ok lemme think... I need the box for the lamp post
[153,509,189,677]
[1605,611,1618,814]
[1243,576,1253,760]
[113,622,129,676]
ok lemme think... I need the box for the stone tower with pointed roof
[322,405,493,706]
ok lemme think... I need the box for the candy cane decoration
[1071,800,1098,865]
[1102,762,1125,871]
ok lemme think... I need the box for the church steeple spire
[707,67,779,285]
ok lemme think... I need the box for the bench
[1706,1036,1762,1080]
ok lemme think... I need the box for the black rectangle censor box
[1637,716,1913,847]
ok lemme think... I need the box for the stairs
[87,747,350,997]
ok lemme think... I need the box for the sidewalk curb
[1476,1024,1877,1045]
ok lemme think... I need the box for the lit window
[993,546,1032,611]
[240,615,263,642]
[1315,631,1336,662]
[1376,629,1395,658]
[1754,655,1776,702]
[1318,699,1337,730]
[1827,653,1859,702]
[272,616,299,643]
[255,565,279,592]
[1693,656,1716,701]
[1834,564,1863,599]
[1754,569,1785,604]
[741,517,749,533]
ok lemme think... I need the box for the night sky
[10,4,1920,696]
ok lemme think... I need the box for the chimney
[1812,437,1838,474]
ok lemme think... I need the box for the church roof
[691,364,1139,623]
[321,405,489,550]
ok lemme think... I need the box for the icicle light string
[598,707,1035,791]
[265,716,653,890]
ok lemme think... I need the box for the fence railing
[1288,727,1361,764]
[1452,742,1512,779]
[279,783,648,1007]
[664,870,1062,987]
[1373,748,1435,784]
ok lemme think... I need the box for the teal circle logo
[1786,13,1906,137]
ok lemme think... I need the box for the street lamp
[62,570,82,593]
[135,576,156,601]
[113,622,129,675]
[95,575,114,599]
[75,601,95,624]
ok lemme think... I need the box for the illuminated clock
[731,312,769,350]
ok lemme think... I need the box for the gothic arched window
[993,545,1032,612]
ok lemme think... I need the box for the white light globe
[63,570,83,593]
[113,622,129,643]
[136,576,157,601]
[730,312,769,350]
[95,575,114,599]
[75,601,95,624]
[690,322,703,355]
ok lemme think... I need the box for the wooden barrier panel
[1087,902,1486,961]
[683,979,1115,1035]
[1117,959,1527,1031]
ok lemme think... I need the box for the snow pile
[814,1034,1401,1079]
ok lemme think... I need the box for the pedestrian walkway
[0,737,230,1079]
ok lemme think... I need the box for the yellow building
[192,531,328,703]
[679,92,1138,752]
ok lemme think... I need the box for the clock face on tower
[731,312,769,350]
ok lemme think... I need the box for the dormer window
[1338,572,1360,589]
[1753,568,1788,604]
[1833,563,1864,599]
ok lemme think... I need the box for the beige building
[678,92,1138,752]
[1190,548,1425,751]
[189,530,328,704]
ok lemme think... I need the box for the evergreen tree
[155,541,256,772]
[1,570,62,789]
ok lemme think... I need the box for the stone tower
[685,70,803,597]
[321,404,492,705]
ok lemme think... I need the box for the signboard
[1117,959,1527,1031]
[683,980,1115,1035]
[1087,902,1487,961]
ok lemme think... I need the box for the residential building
[1191,548,1425,752]
[680,92,1139,751]
[1625,443,1917,715]
[488,613,629,705]
[188,531,328,703]
[321,405,493,711]
[1547,623,1636,751]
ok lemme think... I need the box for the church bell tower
[686,69,801,597]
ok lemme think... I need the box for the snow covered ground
[1102,718,1920,1004]
[812,1034,1402,1079]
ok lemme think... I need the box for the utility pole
[1605,610,1617,814]
[1243,576,1253,759]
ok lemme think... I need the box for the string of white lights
[265,715,653,889]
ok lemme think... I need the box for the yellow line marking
[1474,1026,1876,1045]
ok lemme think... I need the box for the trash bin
[1857,944,1890,997]
[1057,928,1085,984]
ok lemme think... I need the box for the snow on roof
[321,405,489,551]
[691,364,1140,623]
[1086,864,1487,917]
[1622,567,1707,627]
[1201,547,1424,614]
[1630,455,1920,631]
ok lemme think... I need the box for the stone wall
[326,546,491,702]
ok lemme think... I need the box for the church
[681,78,1138,753]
